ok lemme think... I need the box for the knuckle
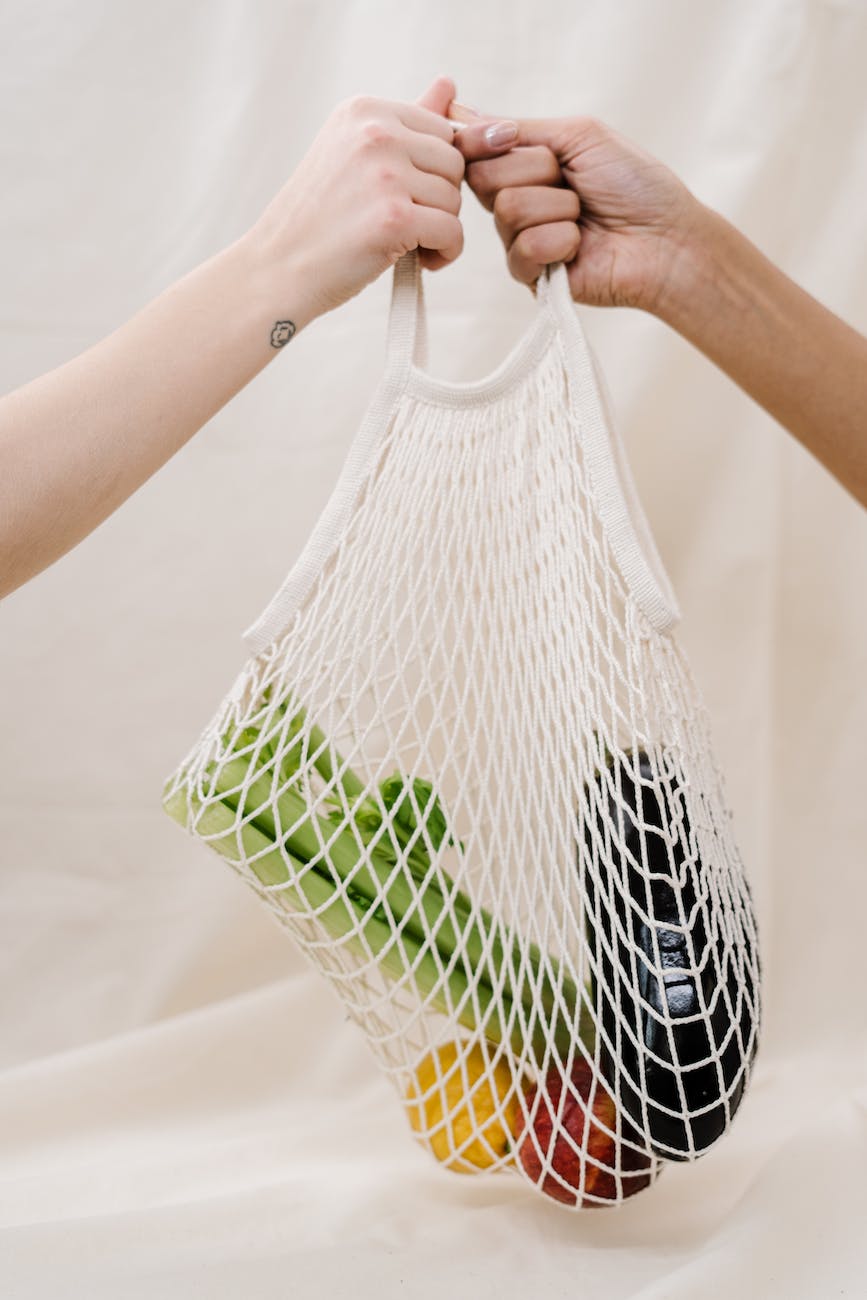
[465,162,494,208]
[521,143,560,183]
[552,231,578,264]
[566,227,582,258]
[514,226,543,262]
[493,187,522,227]
[345,93,378,119]
[541,150,562,183]
[507,244,534,286]
[525,143,552,163]
[359,119,394,150]
[380,195,411,232]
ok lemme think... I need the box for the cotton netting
[163,251,761,1210]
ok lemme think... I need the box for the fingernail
[484,120,518,147]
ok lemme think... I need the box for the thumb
[449,109,520,162]
[451,101,577,161]
[415,74,457,117]
[513,115,595,160]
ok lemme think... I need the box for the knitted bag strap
[242,258,428,655]
[383,249,679,633]
[244,249,679,655]
[543,262,681,632]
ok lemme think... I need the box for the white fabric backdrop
[2,1,866,1295]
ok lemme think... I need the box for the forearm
[0,232,317,598]
[655,206,867,507]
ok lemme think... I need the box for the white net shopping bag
[163,249,761,1210]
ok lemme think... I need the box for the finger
[412,206,464,265]
[447,100,483,127]
[513,114,589,154]
[448,99,591,158]
[447,100,521,162]
[418,248,451,272]
[448,101,577,152]
[409,167,462,217]
[507,221,582,285]
[405,129,465,187]
[415,73,457,115]
[493,184,580,245]
[403,78,460,142]
[454,119,519,162]
[465,145,562,210]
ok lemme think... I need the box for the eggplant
[581,747,760,1161]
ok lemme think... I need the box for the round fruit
[405,1041,520,1173]
[516,1056,654,1206]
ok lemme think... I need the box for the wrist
[648,203,749,335]
[234,220,325,337]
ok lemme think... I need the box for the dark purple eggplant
[581,747,760,1161]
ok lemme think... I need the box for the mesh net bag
[163,249,762,1210]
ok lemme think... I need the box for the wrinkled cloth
[2,1,866,1296]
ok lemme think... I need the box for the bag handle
[543,260,681,632]
[383,249,680,633]
[242,254,432,656]
[384,247,428,379]
[243,251,678,654]
[383,247,559,391]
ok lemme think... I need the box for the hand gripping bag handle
[243,250,680,656]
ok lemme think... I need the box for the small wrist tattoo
[270,320,297,348]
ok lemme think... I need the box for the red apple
[515,1056,654,1206]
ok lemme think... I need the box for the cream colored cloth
[2,0,866,1295]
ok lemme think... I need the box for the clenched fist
[450,104,700,315]
[246,77,518,326]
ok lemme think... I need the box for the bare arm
[0,234,313,597]
[0,78,516,599]
[453,106,867,509]
[654,206,867,505]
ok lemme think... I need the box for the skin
[449,103,867,510]
[1,80,863,600]
[0,77,515,599]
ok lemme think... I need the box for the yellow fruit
[405,1041,521,1173]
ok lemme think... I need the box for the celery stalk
[166,697,596,1062]
[163,782,559,1056]
[203,750,590,1060]
[246,711,587,1044]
